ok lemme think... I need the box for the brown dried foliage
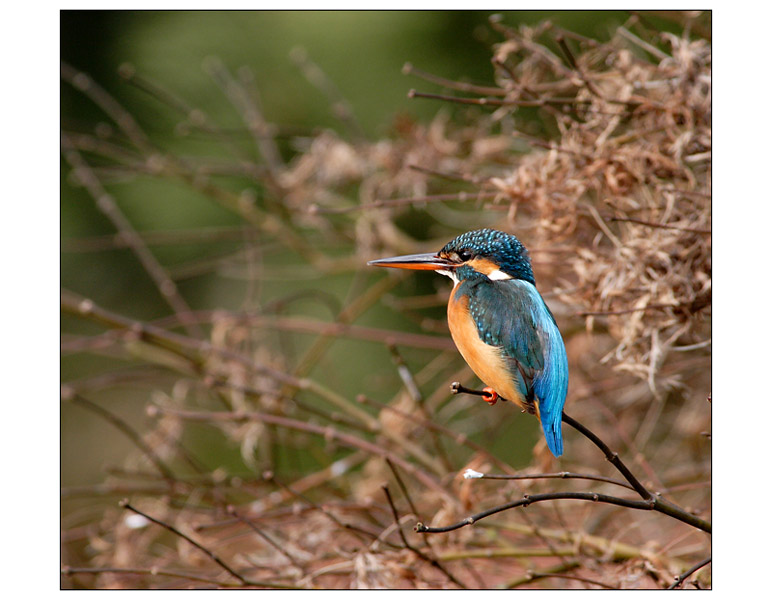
[62,14,710,590]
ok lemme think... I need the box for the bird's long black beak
[367,252,456,271]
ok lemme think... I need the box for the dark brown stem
[119,500,250,586]
[415,491,659,533]
[226,505,305,572]
[402,62,506,96]
[62,566,290,588]
[268,474,395,547]
[468,470,634,491]
[528,570,618,590]
[563,411,711,533]
[606,215,711,235]
[560,412,651,500]
[668,556,711,589]
[67,393,176,481]
[409,88,579,109]
[385,459,421,520]
[382,486,466,589]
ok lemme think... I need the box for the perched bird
[368,228,569,457]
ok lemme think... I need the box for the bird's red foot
[481,387,499,406]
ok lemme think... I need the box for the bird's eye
[457,250,472,262]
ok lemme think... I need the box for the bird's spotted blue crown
[440,229,535,284]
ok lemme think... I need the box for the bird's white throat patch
[438,267,512,283]
[487,268,513,281]
[437,269,459,285]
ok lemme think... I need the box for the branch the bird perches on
[413,383,712,536]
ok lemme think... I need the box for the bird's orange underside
[446,286,527,411]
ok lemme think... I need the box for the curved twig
[415,491,658,533]
[119,500,250,586]
[668,556,711,589]
[562,412,711,533]
[560,412,651,500]
[382,486,466,589]
[463,469,635,491]
[66,393,176,481]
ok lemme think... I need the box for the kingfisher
[368,228,569,457]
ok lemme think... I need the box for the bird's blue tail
[540,404,564,457]
[534,312,569,458]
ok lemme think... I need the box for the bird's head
[368,228,535,285]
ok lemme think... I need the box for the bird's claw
[482,387,499,406]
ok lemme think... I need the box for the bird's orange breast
[447,286,527,410]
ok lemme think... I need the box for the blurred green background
[61,10,639,488]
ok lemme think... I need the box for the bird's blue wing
[464,278,569,456]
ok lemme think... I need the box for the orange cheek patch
[467,257,501,276]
